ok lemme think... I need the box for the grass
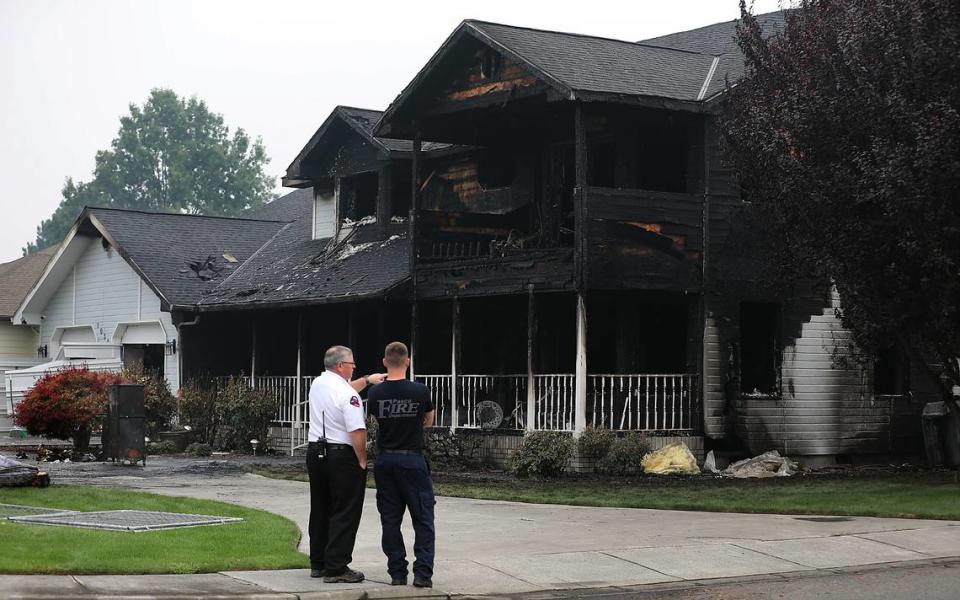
[0,485,308,575]
[251,465,960,520]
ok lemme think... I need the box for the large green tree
[26,88,274,253]
[721,0,960,431]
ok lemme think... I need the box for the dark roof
[199,219,410,310]
[467,20,721,101]
[0,247,57,318]
[249,187,313,224]
[86,208,287,308]
[639,11,789,57]
[377,11,789,135]
[285,106,458,186]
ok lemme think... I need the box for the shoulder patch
[350,396,361,408]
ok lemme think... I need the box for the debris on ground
[703,450,720,474]
[721,450,798,478]
[0,455,49,487]
[640,442,701,475]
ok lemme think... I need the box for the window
[339,172,378,222]
[480,49,501,79]
[740,302,780,394]
[477,152,516,189]
[588,140,616,187]
[874,345,910,395]
[637,117,689,193]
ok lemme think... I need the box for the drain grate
[10,509,243,531]
[0,503,76,519]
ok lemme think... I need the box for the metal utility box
[104,384,147,465]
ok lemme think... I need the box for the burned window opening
[477,152,516,189]
[390,163,412,218]
[874,344,910,395]
[339,172,379,223]
[480,49,502,79]
[588,140,616,188]
[740,302,780,394]
[637,118,689,193]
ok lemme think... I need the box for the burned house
[9,12,925,463]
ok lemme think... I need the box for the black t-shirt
[368,379,434,451]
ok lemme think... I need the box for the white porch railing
[533,374,576,431]
[588,374,698,431]
[458,374,527,429]
[415,374,455,427]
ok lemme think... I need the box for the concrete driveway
[3,456,959,598]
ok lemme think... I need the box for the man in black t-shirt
[368,341,436,588]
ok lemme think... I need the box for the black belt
[382,449,422,455]
[309,441,352,450]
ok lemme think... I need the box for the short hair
[383,341,408,369]
[324,345,353,369]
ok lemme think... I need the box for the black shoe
[323,568,365,583]
[310,568,325,578]
[391,576,407,586]
[413,576,433,588]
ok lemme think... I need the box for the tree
[26,88,274,253]
[720,0,960,431]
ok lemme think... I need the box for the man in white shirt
[307,345,385,583]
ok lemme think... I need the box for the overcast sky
[0,0,785,264]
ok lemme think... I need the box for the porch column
[293,310,302,456]
[575,292,587,433]
[410,302,417,379]
[451,297,461,431]
[526,288,536,432]
[250,319,257,383]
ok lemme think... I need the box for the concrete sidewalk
[2,458,959,598]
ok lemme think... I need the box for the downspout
[175,313,201,395]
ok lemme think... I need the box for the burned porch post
[409,130,421,378]
[574,103,588,434]
[526,287,536,431]
[451,297,461,431]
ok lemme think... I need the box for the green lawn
[252,466,960,520]
[0,486,308,574]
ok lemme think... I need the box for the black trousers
[306,443,366,573]
[374,452,435,580]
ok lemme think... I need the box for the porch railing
[533,374,576,431]
[415,374,455,427]
[588,374,698,431]
[458,374,527,429]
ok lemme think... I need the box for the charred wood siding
[421,155,534,214]
[438,50,541,104]
[302,127,382,181]
[583,186,702,290]
[415,249,574,298]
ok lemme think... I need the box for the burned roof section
[283,106,458,188]
[85,207,286,308]
[199,215,410,310]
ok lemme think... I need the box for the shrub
[179,380,219,445]
[366,415,379,462]
[13,368,121,441]
[180,377,276,452]
[185,442,212,457]
[214,378,276,452]
[121,363,176,436]
[509,431,574,478]
[598,432,652,475]
[577,426,615,461]
[147,440,178,455]
[424,429,481,470]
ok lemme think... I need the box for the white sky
[0,0,785,264]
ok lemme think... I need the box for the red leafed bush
[13,368,122,440]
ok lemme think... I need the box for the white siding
[0,322,38,359]
[38,240,180,392]
[313,189,336,240]
[739,289,889,456]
